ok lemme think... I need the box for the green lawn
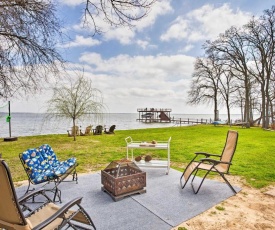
[1,125,274,188]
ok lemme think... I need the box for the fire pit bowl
[101,159,146,201]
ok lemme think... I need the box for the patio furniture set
[0,130,238,229]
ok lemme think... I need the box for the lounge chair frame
[0,159,96,230]
[180,130,239,194]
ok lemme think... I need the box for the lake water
[0,113,242,138]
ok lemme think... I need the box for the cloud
[160,17,189,41]
[79,52,195,80]
[60,35,101,48]
[161,3,252,42]
[71,0,173,45]
[136,39,149,49]
[103,27,136,45]
[58,0,83,7]
[75,52,196,112]
[135,0,174,31]
[181,44,195,53]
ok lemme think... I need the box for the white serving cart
[125,136,171,174]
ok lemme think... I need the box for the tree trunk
[261,84,266,129]
[73,118,76,141]
[226,102,231,125]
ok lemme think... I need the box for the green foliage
[1,125,275,188]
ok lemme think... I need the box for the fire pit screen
[101,159,146,201]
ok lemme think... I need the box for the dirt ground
[172,175,275,230]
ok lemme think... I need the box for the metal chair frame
[180,130,239,194]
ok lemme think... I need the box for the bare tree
[187,54,222,121]
[46,73,105,141]
[84,0,156,34]
[244,6,275,129]
[0,0,63,99]
[0,0,156,100]
[218,68,239,124]
[206,26,253,127]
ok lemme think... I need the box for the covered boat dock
[137,108,172,123]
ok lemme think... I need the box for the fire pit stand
[101,159,146,201]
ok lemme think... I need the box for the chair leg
[52,186,62,203]
[180,174,189,189]
[180,162,198,189]
[73,169,78,183]
[191,169,212,194]
[191,166,237,194]
[218,172,237,194]
[180,167,192,189]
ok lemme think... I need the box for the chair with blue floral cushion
[19,144,78,202]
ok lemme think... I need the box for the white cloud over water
[161,3,252,42]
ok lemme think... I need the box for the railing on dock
[172,118,209,125]
[137,108,172,112]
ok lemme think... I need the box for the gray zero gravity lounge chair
[180,130,239,194]
[0,158,96,230]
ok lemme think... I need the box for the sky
[6,0,275,114]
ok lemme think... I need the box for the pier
[137,108,212,125]
[171,118,209,125]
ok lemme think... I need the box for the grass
[1,125,275,188]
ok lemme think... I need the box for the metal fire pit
[101,159,146,201]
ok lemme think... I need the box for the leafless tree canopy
[189,5,275,128]
[0,0,156,100]
[0,0,63,99]
[84,0,156,34]
[188,55,222,121]
[46,73,105,141]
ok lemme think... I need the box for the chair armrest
[195,152,221,157]
[32,197,83,230]
[200,158,232,165]
[18,188,49,203]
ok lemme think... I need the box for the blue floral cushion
[39,144,60,167]
[21,144,77,184]
[21,148,46,171]
[39,144,77,168]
